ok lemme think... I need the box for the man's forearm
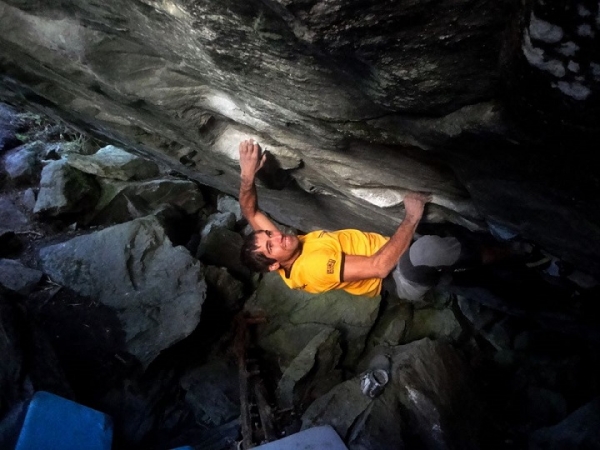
[239,174,259,219]
[372,213,421,277]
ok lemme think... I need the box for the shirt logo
[327,259,336,274]
[293,284,308,290]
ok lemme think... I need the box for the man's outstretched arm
[239,139,278,231]
[342,192,430,281]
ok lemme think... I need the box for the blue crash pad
[15,391,113,450]
[253,425,348,450]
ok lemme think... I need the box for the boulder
[21,188,36,211]
[301,378,372,441]
[197,227,249,280]
[39,216,206,367]
[365,301,411,349]
[2,141,44,184]
[302,339,491,450]
[0,197,29,232]
[66,145,159,181]
[276,328,343,410]
[180,359,240,427]
[216,194,242,222]
[87,178,205,225]
[204,266,244,312]
[246,272,380,369]
[0,259,43,295]
[34,159,100,216]
[200,211,236,238]
[403,308,463,343]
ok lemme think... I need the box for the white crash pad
[253,425,348,450]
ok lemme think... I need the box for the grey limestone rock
[34,159,100,216]
[246,272,380,369]
[39,216,206,367]
[197,227,249,280]
[200,211,236,238]
[276,328,343,410]
[87,178,205,225]
[303,339,490,450]
[3,141,44,184]
[216,194,242,222]
[0,197,29,231]
[0,259,43,295]
[66,145,159,181]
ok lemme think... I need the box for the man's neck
[279,245,302,277]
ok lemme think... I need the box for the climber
[238,139,503,301]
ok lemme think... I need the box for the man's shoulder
[303,229,359,240]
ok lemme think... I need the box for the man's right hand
[403,191,431,222]
[239,139,267,180]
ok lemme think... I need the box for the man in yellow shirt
[238,139,475,301]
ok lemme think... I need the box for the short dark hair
[240,231,277,273]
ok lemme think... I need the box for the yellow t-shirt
[277,229,389,298]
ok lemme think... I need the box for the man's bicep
[343,254,382,282]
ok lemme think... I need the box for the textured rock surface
[0,259,43,295]
[0,0,598,276]
[34,159,100,216]
[66,145,159,181]
[2,141,44,184]
[39,216,206,367]
[88,178,205,225]
[302,339,490,450]
[276,328,343,410]
[246,272,380,368]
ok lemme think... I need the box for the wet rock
[39,216,206,367]
[2,141,44,184]
[0,259,43,295]
[246,272,380,369]
[34,159,100,217]
[276,328,342,410]
[87,178,205,225]
[66,145,159,181]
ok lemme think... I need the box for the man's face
[254,230,301,270]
